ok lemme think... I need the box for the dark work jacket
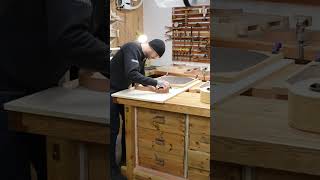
[110,42,158,91]
[0,0,109,93]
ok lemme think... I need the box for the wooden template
[212,47,284,83]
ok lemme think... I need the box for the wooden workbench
[4,87,109,180]
[212,96,320,178]
[114,92,210,180]
[251,63,304,99]
[210,58,320,179]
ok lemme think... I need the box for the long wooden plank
[115,92,210,117]
[8,112,109,144]
[112,80,201,103]
[213,59,293,105]
[213,36,320,61]
[252,63,304,98]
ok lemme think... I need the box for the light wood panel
[8,112,109,144]
[138,127,185,156]
[115,92,210,117]
[213,96,320,176]
[139,148,185,177]
[188,168,210,180]
[188,150,210,171]
[252,63,304,98]
[125,105,136,180]
[110,0,143,47]
[137,108,185,135]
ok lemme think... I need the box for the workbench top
[114,92,210,117]
[4,87,109,125]
[213,95,320,175]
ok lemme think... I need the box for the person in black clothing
[110,39,170,179]
[0,0,109,179]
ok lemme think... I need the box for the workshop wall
[143,1,210,69]
[214,0,320,30]
[143,0,172,66]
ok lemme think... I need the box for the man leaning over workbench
[110,39,170,179]
[0,0,109,179]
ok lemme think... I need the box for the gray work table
[4,87,110,180]
[5,87,110,125]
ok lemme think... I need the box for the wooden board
[155,65,210,81]
[212,10,289,38]
[188,150,210,171]
[213,96,320,176]
[189,81,209,93]
[134,166,186,180]
[8,112,109,144]
[79,71,109,92]
[287,61,320,86]
[213,59,293,105]
[139,148,184,177]
[4,87,109,125]
[156,76,198,87]
[138,127,185,156]
[288,78,320,133]
[112,80,201,103]
[137,108,185,135]
[125,105,136,180]
[200,85,210,104]
[252,63,304,98]
[213,30,320,61]
[115,92,210,118]
[212,48,284,82]
[188,168,210,180]
[189,133,210,153]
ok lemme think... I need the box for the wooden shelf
[171,6,211,63]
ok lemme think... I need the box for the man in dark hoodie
[0,0,109,179]
[110,39,170,179]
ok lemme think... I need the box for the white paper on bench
[112,80,200,103]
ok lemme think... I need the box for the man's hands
[156,80,170,93]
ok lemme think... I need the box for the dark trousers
[110,89,126,173]
[0,93,47,180]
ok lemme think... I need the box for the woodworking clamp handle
[272,42,282,54]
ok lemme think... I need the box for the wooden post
[125,105,136,180]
